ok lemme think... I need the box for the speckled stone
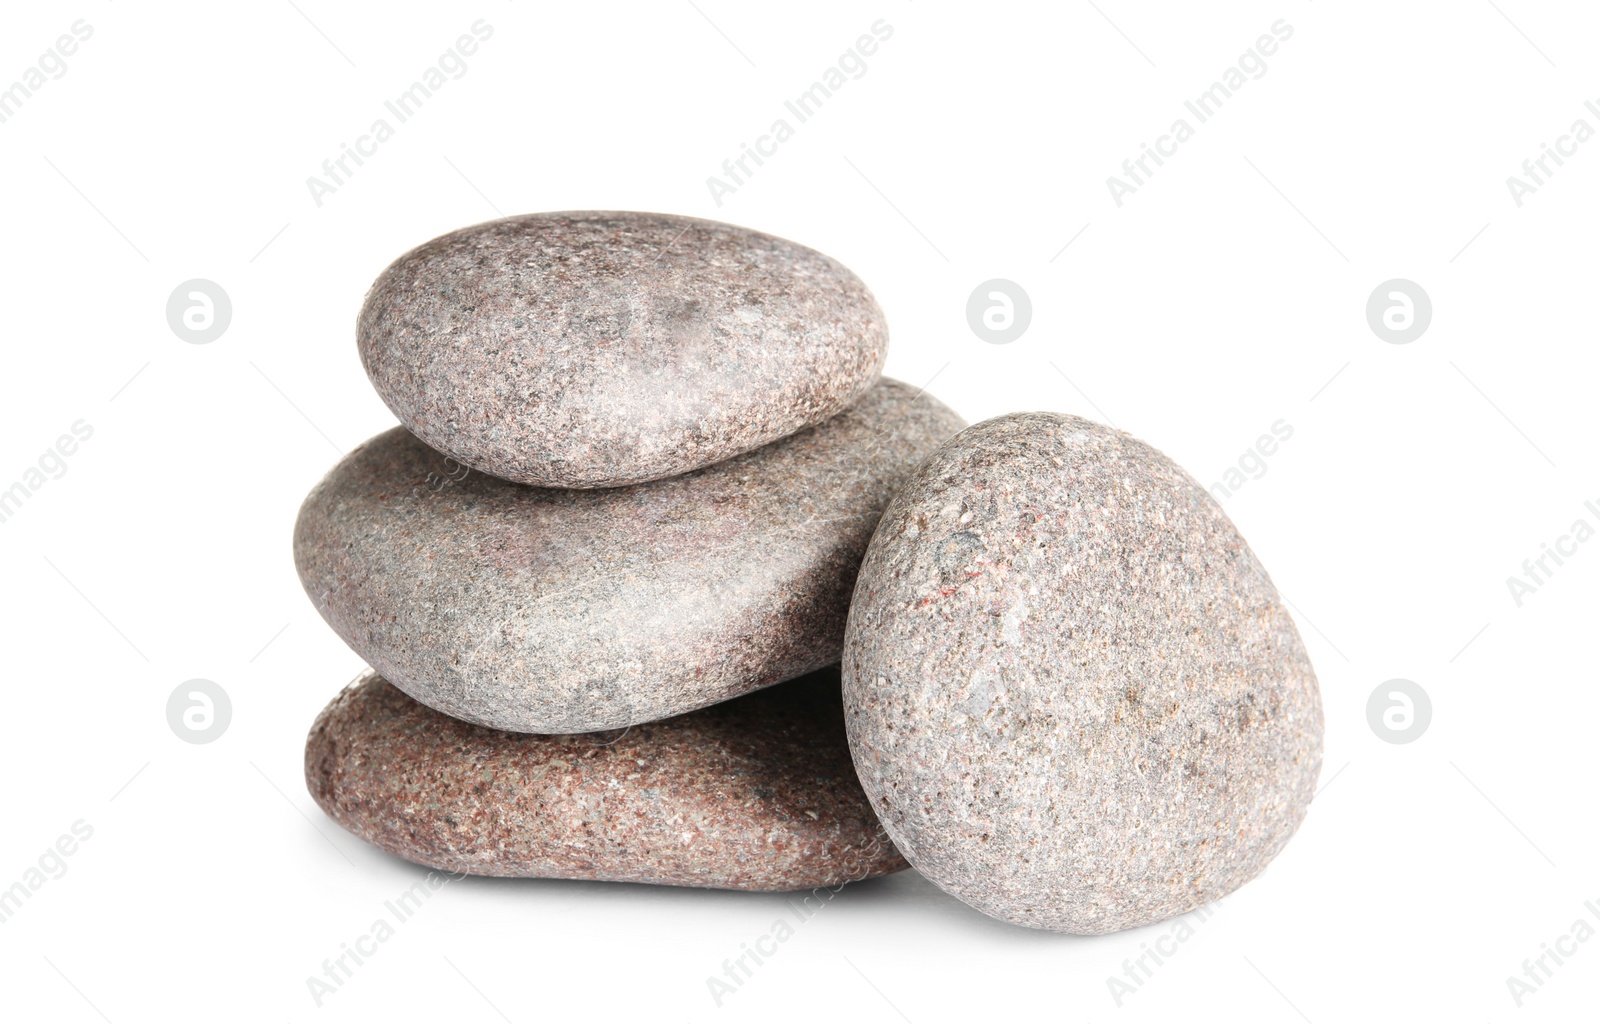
[841,412,1323,934]
[357,211,889,489]
[294,378,964,733]
[305,667,907,890]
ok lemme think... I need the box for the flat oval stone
[305,667,907,890]
[842,412,1323,934]
[357,211,889,488]
[294,378,964,733]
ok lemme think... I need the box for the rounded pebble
[841,412,1323,934]
[294,378,964,733]
[305,667,907,890]
[357,211,889,488]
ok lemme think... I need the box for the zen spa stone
[294,378,964,734]
[305,667,907,890]
[841,412,1323,935]
[357,211,889,489]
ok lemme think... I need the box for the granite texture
[305,667,907,890]
[294,378,965,733]
[841,412,1323,934]
[357,211,889,488]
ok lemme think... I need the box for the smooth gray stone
[842,412,1323,934]
[294,379,964,733]
[357,211,889,488]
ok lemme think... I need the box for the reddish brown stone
[305,667,907,891]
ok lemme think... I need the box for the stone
[294,378,964,733]
[304,667,907,890]
[841,412,1323,934]
[357,211,889,489]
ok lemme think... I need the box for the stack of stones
[295,212,1323,934]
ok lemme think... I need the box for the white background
[1,1,1596,1021]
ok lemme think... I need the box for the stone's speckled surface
[841,412,1323,935]
[357,211,889,489]
[305,667,907,890]
[294,378,965,734]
